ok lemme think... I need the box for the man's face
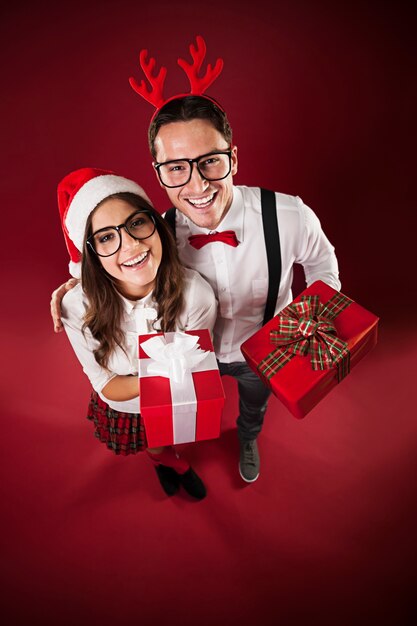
[153,119,238,230]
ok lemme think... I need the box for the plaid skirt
[87,390,147,455]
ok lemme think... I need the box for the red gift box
[240,281,379,418]
[138,329,225,448]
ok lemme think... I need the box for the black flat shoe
[155,464,180,496]
[178,467,207,500]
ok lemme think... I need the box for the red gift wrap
[139,329,225,448]
[240,281,379,418]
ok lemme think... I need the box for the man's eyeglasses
[154,150,233,188]
[86,210,156,257]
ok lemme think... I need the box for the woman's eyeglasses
[86,210,156,257]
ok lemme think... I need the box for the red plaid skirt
[87,390,147,455]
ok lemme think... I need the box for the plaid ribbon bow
[258,292,353,382]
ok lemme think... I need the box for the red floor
[1,277,415,626]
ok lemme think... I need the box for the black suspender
[162,189,281,327]
[260,188,281,326]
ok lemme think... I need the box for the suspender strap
[164,207,177,238]
[261,188,281,326]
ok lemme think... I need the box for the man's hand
[50,278,79,333]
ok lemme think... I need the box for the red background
[1,1,416,624]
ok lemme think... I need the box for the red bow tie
[188,230,239,249]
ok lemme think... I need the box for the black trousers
[218,361,271,442]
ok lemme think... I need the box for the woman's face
[90,198,162,299]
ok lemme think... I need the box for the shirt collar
[119,289,156,317]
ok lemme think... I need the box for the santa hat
[57,167,152,278]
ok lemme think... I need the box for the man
[52,94,340,483]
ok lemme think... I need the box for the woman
[58,167,217,499]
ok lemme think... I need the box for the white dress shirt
[174,185,341,363]
[61,268,217,413]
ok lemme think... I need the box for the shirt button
[220,288,226,292]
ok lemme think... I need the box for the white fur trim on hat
[65,175,152,251]
[69,260,82,279]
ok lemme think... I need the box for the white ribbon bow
[140,332,208,384]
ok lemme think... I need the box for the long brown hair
[81,192,184,369]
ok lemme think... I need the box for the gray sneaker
[239,439,260,482]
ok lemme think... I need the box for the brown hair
[148,95,233,159]
[81,192,184,368]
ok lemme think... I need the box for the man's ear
[231,145,238,176]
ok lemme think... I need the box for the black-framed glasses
[154,150,232,188]
[86,210,156,257]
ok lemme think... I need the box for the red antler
[129,49,167,109]
[177,35,223,95]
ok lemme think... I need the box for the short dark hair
[148,96,233,159]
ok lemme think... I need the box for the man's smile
[185,191,217,208]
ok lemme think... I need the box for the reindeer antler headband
[129,35,224,119]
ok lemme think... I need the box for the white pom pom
[69,260,81,278]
